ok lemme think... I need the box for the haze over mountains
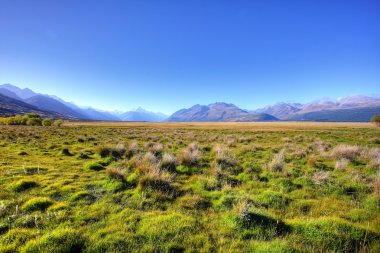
[0,84,167,121]
[0,84,379,122]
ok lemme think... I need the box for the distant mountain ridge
[252,96,380,122]
[120,107,167,122]
[0,93,64,118]
[168,102,278,122]
[0,84,167,121]
[1,84,379,122]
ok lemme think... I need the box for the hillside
[0,94,62,118]
[24,95,89,119]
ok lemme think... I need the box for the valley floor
[0,122,379,252]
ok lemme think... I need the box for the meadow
[0,122,379,252]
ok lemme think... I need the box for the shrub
[269,149,285,172]
[26,117,42,126]
[84,162,105,171]
[21,197,54,212]
[22,227,86,253]
[106,166,126,181]
[371,114,380,126]
[54,119,64,127]
[11,179,38,192]
[41,118,53,126]
[331,144,361,160]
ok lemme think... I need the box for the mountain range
[0,84,167,121]
[1,83,379,122]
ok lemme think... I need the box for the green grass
[0,123,379,252]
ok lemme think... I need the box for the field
[0,122,379,252]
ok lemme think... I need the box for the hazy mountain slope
[120,107,167,121]
[254,96,380,121]
[24,95,89,119]
[168,102,278,122]
[46,95,121,120]
[252,102,303,119]
[287,106,380,122]
[0,88,23,100]
[0,84,37,99]
[0,94,62,118]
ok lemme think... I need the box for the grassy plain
[0,122,379,252]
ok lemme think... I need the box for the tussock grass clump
[139,167,174,193]
[11,179,38,192]
[0,228,37,252]
[335,158,349,170]
[126,141,138,158]
[60,148,72,156]
[161,153,177,172]
[106,166,126,181]
[84,162,105,171]
[178,142,202,167]
[257,190,290,209]
[312,170,330,185]
[231,200,290,237]
[374,172,380,197]
[268,149,285,172]
[22,227,86,253]
[214,144,237,169]
[331,144,361,160]
[22,197,54,212]
[367,148,380,169]
[147,142,164,157]
[70,191,94,202]
[96,146,112,158]
[289,217,379,252]
[178,194,210,210]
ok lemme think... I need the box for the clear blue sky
[0,0,379,114]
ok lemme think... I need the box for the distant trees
[372,114,380,126]
[0,113,63,126]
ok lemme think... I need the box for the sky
[0,0,379,114]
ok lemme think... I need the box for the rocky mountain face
[168,102,278,122]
